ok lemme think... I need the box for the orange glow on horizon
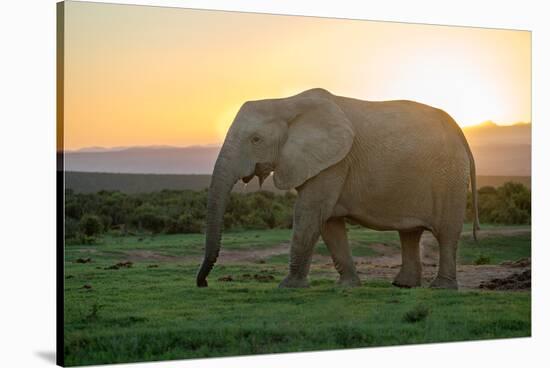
[63,2,531,150]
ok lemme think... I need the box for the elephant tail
[468,149,481,241]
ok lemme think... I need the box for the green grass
[459,233,531,265]
[64,225,531,366]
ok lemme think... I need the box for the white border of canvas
[1,1,548,367]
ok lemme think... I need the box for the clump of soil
[81,284,92,290]
[474,255,492,265]
[253,274,275,282]
[147,264,159,268]
[479,269,531,290]
[501,257,531,268]
[104,261,133,270]
[75,258,92,264]
[240,273,275,282]
[218,275,234,282]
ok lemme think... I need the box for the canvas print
[57,1,531,366]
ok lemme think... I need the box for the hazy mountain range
[64,122,531,176]
[462,121,531,176]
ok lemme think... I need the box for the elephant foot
[392,269,421,288]
[429,275,458,290]
[337,275,362,288]
[278,275,309,288]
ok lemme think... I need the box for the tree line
[65,181,530,243]
[64,189,295,243]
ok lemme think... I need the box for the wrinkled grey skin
[196,88,479,290]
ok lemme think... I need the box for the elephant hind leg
[321,217,361,287]
[430,229,461,290]
[393,229,423,288]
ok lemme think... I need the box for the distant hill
[462,122,531,176]
[65,171,529,194]
[65,171,286,194]
[462,121,531,146]
[65,146,220,174]
[64,122,531,176]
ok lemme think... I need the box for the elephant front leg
[279,214,321,288]
[321,217,361,287]
[393,230,423,288]
[278,163,348,288]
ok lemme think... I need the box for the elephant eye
[251,135,262,145]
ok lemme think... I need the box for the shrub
[467,182,530,225]
[403,304,430,323]
[177,213,203,234]
[63,181,528,237]
[131,204,167,234]
[79,214,103,237]
[474,254,491,265]
[65,216,80,240]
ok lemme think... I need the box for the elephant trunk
[196,145,239,287]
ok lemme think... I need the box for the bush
[175,213,203,234]
[467,182,530,225]
[79,214,103,237]
[403,304,430,323]
[63,180,529,237]
[474,254,491,265]
[131,204,167,234]
[65,216,80,240]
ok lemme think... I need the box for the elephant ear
[273,97,355,190]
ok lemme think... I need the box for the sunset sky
[63,2,531,150]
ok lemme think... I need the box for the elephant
[196,88,479,290]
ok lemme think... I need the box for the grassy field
[63,224,531,366]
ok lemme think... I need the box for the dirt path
[120,227,530,290]
[217,227,530,290]
[219,242,290,263]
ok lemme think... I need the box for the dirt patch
[457,265,530,290]
[253,274,275,282]
[75,258,92,264]
[479,269,531,291]
[350,260,531,290]
[124,250,184,262]
[105,261,133,270]
[77,248,98,253]
[281,227,530,290]
[125,244,287,264]
[501,257,531,268]
[218,273,275,283]
[352,242,401,268]
[368,242,397,256]
[240,273,276,282]
[117,227,529,291]
[213,228,532,290]
[123,245,290,264]
[218,243,290,263]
